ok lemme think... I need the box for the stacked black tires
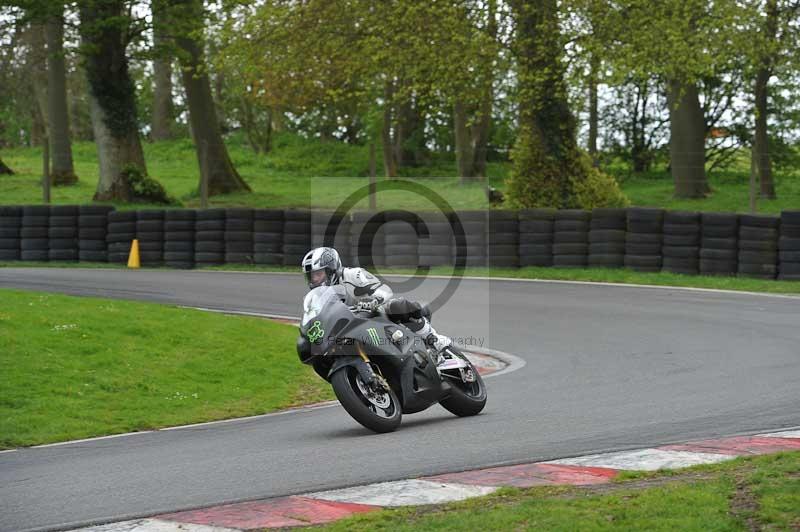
[518,209,554,267]
[661,211,701,275]
[488,211,519,268]
[553,210,589,268]
[699,213,738,276]
[194,209,226,267]
[20,205,50,261]
[164,210,195,269]
[283,210,312,267]
[350,211,384,268]
[737,214,779,279]
[48,206,79,261]
[778,211,800,281]
[254,209,284,265]
[0,206,22,261]
[625,208,664,272]
[311,210,351,264]
[588,208,626,268]
[383,210,419,268]
[78,205,113,263]
[225,208,254,264]
[135,210,164,266]
[106,211,136,264]
[456,211,487,267]
[418,211,453,267]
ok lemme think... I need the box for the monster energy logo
[308,320,324,342]
[367,327,381,345]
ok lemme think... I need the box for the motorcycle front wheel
[331,366,402,433]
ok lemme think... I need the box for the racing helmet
[301,247,342,289]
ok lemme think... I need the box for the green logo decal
[367,327,381,345]
[308,320,324,342]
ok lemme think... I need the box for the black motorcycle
[296,285,487,433]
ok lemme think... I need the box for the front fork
[355,343,390,392]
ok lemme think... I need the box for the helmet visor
[306,269,329,288]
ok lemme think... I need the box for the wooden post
[42,136,51,204]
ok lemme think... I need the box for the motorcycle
[296,285,487,433]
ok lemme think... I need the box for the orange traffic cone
[127,239,141,269]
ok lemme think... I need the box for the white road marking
[757,429,800,439]
[66,518,239,532]
[307,479,496,506]
[547,448,734,471]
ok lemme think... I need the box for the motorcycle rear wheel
[331,366,402,433]
[439,357,487,417]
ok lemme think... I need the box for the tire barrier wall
[0,206,22,261]
[0,205,798,281]
[779,211,800,281]
[553,209,590,268]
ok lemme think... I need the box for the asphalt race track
[1,268,799,532]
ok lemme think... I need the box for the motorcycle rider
[301,247,452,357]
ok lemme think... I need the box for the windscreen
[301,285,341,326]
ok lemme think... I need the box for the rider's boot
[407,316,452,365]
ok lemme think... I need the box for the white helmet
[301,247,342,289]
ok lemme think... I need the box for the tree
[506,0,626,208]
[45,5,78,185]
[78,0,170,202]
[150,1,174,141]
[596,0,743,198]
[0,156,13,174]
[742,0,800,199]
[169,0,250,196]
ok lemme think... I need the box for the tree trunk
[587,55,599,161]
[753,67,774,199]
[506,0,588,208]
[174,0,250,196]
[0,156,13,175]
[454,100,476,182]
[28,23,49,147]
[471,89,492,180]
[381,82,397,178]
[79,0,164,202]
[753,0,778,200]
[151,3,174,142]
[45,9,78,185]
[471,0,496,180]
[666,79,708,198]
[87,89,142,201]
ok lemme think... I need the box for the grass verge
[315,451,800,531]
[2,262,799,295]
[0,288,333,449]
[3,134,798,212]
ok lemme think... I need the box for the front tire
[331,366,402,433]
[439,356,487,417]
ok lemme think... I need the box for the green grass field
[2,133,798,212]
[317,452,800,531]
[0,288,333,449]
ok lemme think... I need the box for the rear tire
[439,351,487,417]
[331,366,402,433]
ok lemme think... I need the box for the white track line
[67,518,238,532]
[758,429,800,439]
[8,266,797,299]
[186,269,800,300]
[547,448,735,471]
[307,479,496,507]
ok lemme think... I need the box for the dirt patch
[728,472,761,532]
